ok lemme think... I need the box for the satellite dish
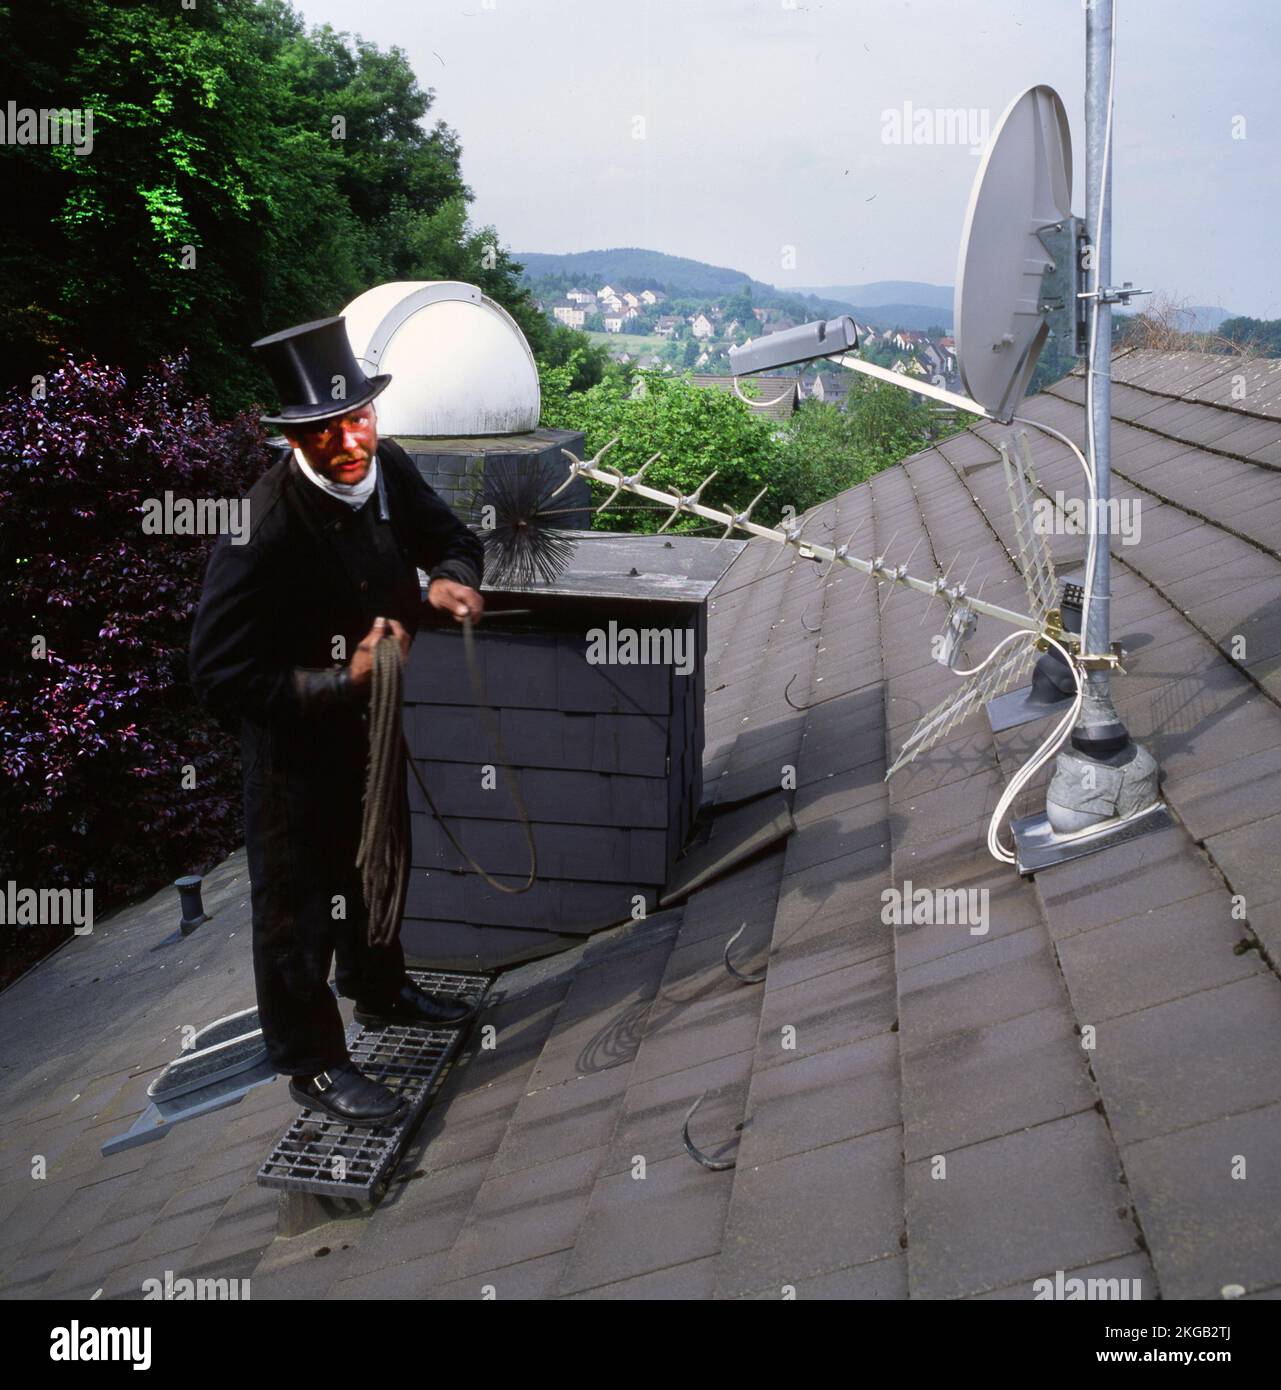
[955,85,1073,422]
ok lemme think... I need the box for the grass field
[585,330,672,357]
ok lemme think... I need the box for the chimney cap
[482,530,746,604]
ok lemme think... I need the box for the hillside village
[535,281,960,405]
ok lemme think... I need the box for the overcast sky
[292,0,1280,316]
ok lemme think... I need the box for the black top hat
[251,315,391,428]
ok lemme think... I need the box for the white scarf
[292,447,379,510]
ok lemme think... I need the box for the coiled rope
[357,622,537,947]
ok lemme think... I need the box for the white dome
[340,281,540,437]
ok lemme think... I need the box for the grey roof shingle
[3,347,1280,1300]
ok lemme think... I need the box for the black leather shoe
[288,1059,408,1127]
[353,979,480,1029]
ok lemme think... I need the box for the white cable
[922,624,1083,863]
[1011,414,1096,640]
[947,627,1033,679]
[730,376,787,411]
[927,627,1065,862]
[986,634,1085,864]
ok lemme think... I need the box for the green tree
[538,323,613,391]
[1217,316,1281,356]
[777,399,880,506]
[538,357,787,533]
[0,0,541,414]
[775,380,941,509]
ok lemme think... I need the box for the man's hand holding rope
[349,574,484,692]
[426,577,485,624]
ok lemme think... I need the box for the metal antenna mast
[1014,0,1167,867]
[1078,0,1124,747]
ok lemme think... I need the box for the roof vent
[100,1007,273,1155]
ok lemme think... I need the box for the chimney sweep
[188,315,488,1128]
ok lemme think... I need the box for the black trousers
[243,713,408,1077]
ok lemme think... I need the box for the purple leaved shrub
[0,355,268,980]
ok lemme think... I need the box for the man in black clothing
[189,317,486,1126]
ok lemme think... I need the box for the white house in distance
[640,289,661,306]
[804,374,851,408]
[552,300,588,328]
[690,312,715,339]
[890,329,929,353]
[565,288,595,305]
[603,312,625,333]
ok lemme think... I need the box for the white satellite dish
[954,85,1073,422]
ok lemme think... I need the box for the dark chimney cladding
[399,524,745,972]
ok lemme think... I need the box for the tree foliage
[0,0,544,415]
[0,354,266,983]
[539,357,786,532]
[1215,316,1281,357]
[538,351,945,532]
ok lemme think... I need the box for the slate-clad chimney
[401,534,743,971]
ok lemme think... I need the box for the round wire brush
[472,456,579,588]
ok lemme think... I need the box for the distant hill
[792,281,954,312]
[514,248,759,297]
[844,303,952,332]
[517,252,1247,343]
[515,249,953,331]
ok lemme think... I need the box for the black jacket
[188,435,483,730]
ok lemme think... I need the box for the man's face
[285,403,379,484]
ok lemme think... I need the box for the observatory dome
[339,281,540,437]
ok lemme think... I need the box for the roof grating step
[256,968,492,1201]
